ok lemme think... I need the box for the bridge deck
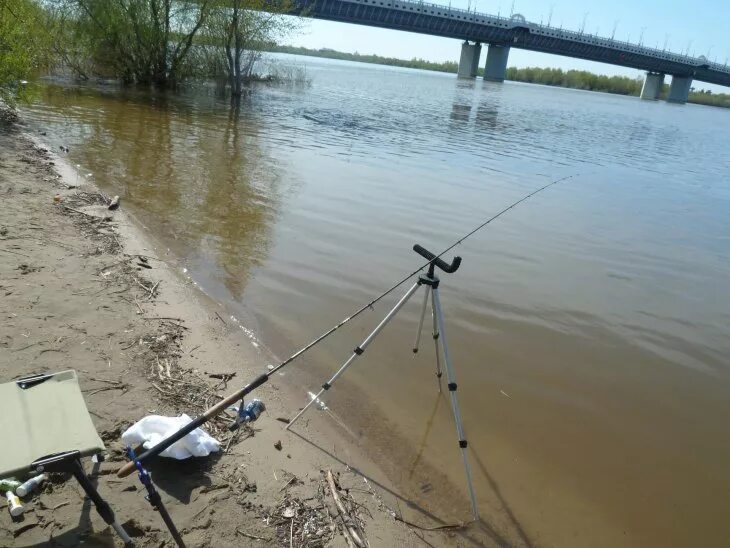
[291,0,730,88]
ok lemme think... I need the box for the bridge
[289,0,730,103]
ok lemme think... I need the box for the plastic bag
[121,414,220,460]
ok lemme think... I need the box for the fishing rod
[116,173,576,478]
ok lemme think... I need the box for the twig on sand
[143,317,188,329]
[151,382,171,395]
[143,316,184,322]
[279,476,297,492]
[120,339,137,351]
[146,280,160,301]
[393,515,467,531]
[133,276,158,299]
[224,429,241,453]
[0,248,30,258]
[236,528,269,541]
[13,341,43,352]
[87,377,122,385]
[326,470,366,548]
[97,257,132,274]
[84,385,128,396]
[214,311,227,325]
[62,205,97,217]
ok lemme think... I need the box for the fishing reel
[228,398,266,431]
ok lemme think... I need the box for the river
[23,54,730,547]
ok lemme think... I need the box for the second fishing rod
[116,173,576,479]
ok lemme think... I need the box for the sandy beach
[0,113,490,547]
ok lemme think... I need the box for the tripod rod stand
[287,245,479,521]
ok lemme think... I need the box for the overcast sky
[285,0,730,91]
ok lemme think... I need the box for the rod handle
[117,461,135,478]
[413,244,461,273]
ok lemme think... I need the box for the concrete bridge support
[458,41,482,79]
[667,75,693,104]
[484,44,510,82]
[640,72,664,100]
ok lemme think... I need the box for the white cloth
[121,414,220,460]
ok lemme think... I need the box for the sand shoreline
[0,117,475,546]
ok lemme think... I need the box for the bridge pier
[458,41,481,78]
[667,75,693,104]
[484,44,510,82]
[640,72,664,100]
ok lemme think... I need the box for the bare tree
[204,0,299,97]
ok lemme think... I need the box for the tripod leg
[432,289,480,522]
[431,288,443,391]
[148,490,186,548]
[412,286,431,353]
[71,459,134,546]
[287,281,422,430]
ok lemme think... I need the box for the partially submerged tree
[50,0,213,88]
[203,0,299,96]
[0,0,51,105]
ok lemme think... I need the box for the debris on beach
[265,493,335,548]
[262,470,368,548]
[60,191,122,255]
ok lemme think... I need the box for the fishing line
[117,171,578,478]
[267,172,577,376]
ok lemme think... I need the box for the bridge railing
[373,0,730,74]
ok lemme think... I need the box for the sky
[286,0,730,90]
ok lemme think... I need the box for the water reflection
[195,105,280,299]
[475,103,500,129]
[32,84,281,299]
[450,101,471,122]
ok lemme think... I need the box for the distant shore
[270,45,730,108]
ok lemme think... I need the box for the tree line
[0,0,297,105]
[270,45,459,73]
[272,45,730,109]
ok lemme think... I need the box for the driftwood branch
[236,528,269,541]
[326,470,366,548]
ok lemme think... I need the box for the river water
[23,54,730,547]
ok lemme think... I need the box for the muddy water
[24,54,730,546]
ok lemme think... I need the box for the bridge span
[289,0,730,103]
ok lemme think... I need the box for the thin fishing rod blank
[117,174,575,478]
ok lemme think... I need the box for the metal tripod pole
[412,286,430,353]
[432,287,480,521]
[412,285,443,390]
[287,281,422,429]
